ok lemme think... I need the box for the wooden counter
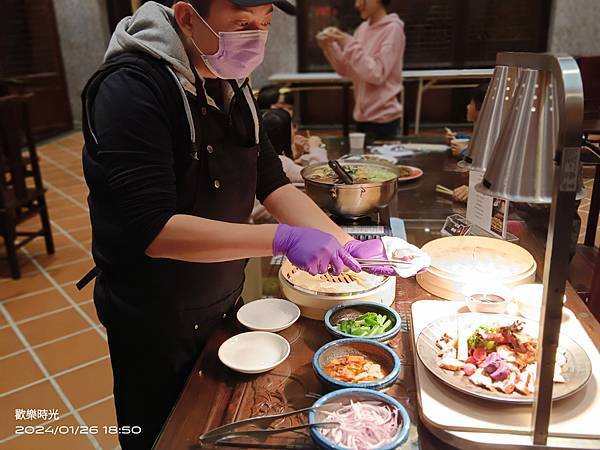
[155,139,599,450]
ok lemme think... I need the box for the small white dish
[218,331,290,374]
[237,298,300,332]
[512,283,567,320]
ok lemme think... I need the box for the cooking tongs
[198,406,339,446]
[355,258,414,269]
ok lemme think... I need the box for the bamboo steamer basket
[417,236,537,301]
[278,259,396,320]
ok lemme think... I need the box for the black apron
[80,55,258,449]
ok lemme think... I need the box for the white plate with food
[396,165,423,183]
[218,332,290,374]
[340,153,398,165]
[237,298,300,332]
[416,313,592,403]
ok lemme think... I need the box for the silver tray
[416,313,592,404]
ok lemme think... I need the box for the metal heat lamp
[475,52,584,445]
[460,64,520,172]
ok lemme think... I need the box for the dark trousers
[356,119,401,140]
[105,296,242,450]
[106,322,210,450]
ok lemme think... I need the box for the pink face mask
[189,7,268,79]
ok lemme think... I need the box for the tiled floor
[0,132,118,450]
[0,130,598,450]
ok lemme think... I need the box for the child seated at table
[257,84,294,118]
[261,108,303,183]
[446,82,489,158]
[252,109,327,222]
[257,84,324,158]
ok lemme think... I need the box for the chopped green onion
[335,312,394,337]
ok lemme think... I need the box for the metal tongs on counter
[198,406,339,447]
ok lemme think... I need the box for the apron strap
[76,266,101,291]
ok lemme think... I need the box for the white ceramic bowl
[512,283,567,320]
[463,283,511,314]
[237,298,300,332]
[218,332,290,374]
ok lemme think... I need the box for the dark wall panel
[298,0,551,72]
[0,0,73,138]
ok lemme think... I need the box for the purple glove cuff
[272,224,361,275]
[343,238,397,277]
[272,224,293,256]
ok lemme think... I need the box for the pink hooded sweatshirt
[322,14,405,124]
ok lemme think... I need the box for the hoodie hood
[103,1,261,144]
[369,13,404,29]
[105,2,195,85]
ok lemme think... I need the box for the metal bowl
[301,161,400,218]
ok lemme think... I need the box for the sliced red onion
[319,400,400,450]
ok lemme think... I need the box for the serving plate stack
[279,259,396,320]
[416,236,536,301]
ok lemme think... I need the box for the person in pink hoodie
[317,0,405,139]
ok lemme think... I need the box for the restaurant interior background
[0,0,599,449]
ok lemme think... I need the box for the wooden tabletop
[154,138,599,450]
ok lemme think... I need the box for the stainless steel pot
[301,161,399,218]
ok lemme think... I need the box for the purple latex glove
[343,239,398,277]
[273,224,361,275]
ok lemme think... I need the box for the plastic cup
[349,132,366,155]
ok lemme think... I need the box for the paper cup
[349,132,366,154]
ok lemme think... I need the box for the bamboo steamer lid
[423,236,535,277]
[417,236,537,301]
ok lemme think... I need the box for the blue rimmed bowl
[308,388,411,450]
[313,338,401,391]
[324,302,401,342]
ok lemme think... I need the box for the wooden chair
[0,94,54,278]
[568,142,600,304]
[589,254,600,321]
[578,56,600,143]
[568,57,600,307]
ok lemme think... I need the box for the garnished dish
[319,401,400,449]
[306,164,397,184]
[323,355,388,383]
[416,313,592,403]
[396,165,423,182]
[397,166,413,178]
[335,312,394,337]
[436,320,567,395]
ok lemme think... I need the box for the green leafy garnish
[467,325,499,350]
[335,312,394,336]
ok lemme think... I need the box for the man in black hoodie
[81,1,395,448]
